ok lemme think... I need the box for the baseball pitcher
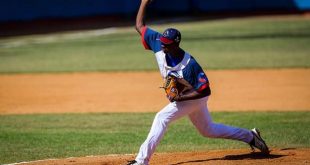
[127,0,269,164]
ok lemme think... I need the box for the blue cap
[160,28,181,44]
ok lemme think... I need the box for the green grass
[0,112,309,164]
[0,16,310,73]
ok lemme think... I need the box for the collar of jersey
[164,52,190,71]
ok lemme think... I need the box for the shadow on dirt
[171,152,286,165]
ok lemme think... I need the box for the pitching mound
[16,148,310,165]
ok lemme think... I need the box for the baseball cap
[160,28,181,44]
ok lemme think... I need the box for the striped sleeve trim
[141,26,150,50]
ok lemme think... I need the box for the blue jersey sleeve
[141,26,162,53]
[183,57,209,92]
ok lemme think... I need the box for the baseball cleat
[249,128,270,155]
[126,160,144,165]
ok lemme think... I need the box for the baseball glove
[162,75,179,101]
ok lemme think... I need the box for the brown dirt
[1,69,310,165]
[0,69,309,114]
[16,148,310,165]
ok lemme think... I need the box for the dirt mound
[16,148,310,165]
[1,69,309,114]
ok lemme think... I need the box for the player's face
[161,42,177,54]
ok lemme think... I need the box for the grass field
[0,15,309,73]
[0,112,310,164]
[1,15,309,164]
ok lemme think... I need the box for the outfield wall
[1,0,310,22]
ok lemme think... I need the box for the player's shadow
[170,152,286,165]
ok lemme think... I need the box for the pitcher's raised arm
[135,0,152,35]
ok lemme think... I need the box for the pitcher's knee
[154,112,171,126]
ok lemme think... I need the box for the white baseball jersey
[141,26,210,93]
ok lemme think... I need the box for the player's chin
[162,49,169,54]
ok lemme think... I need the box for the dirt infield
[15,148,310,165]
[0,69,309,114]
[1,69,310,165]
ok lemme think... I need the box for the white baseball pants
[135,96,253,165]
